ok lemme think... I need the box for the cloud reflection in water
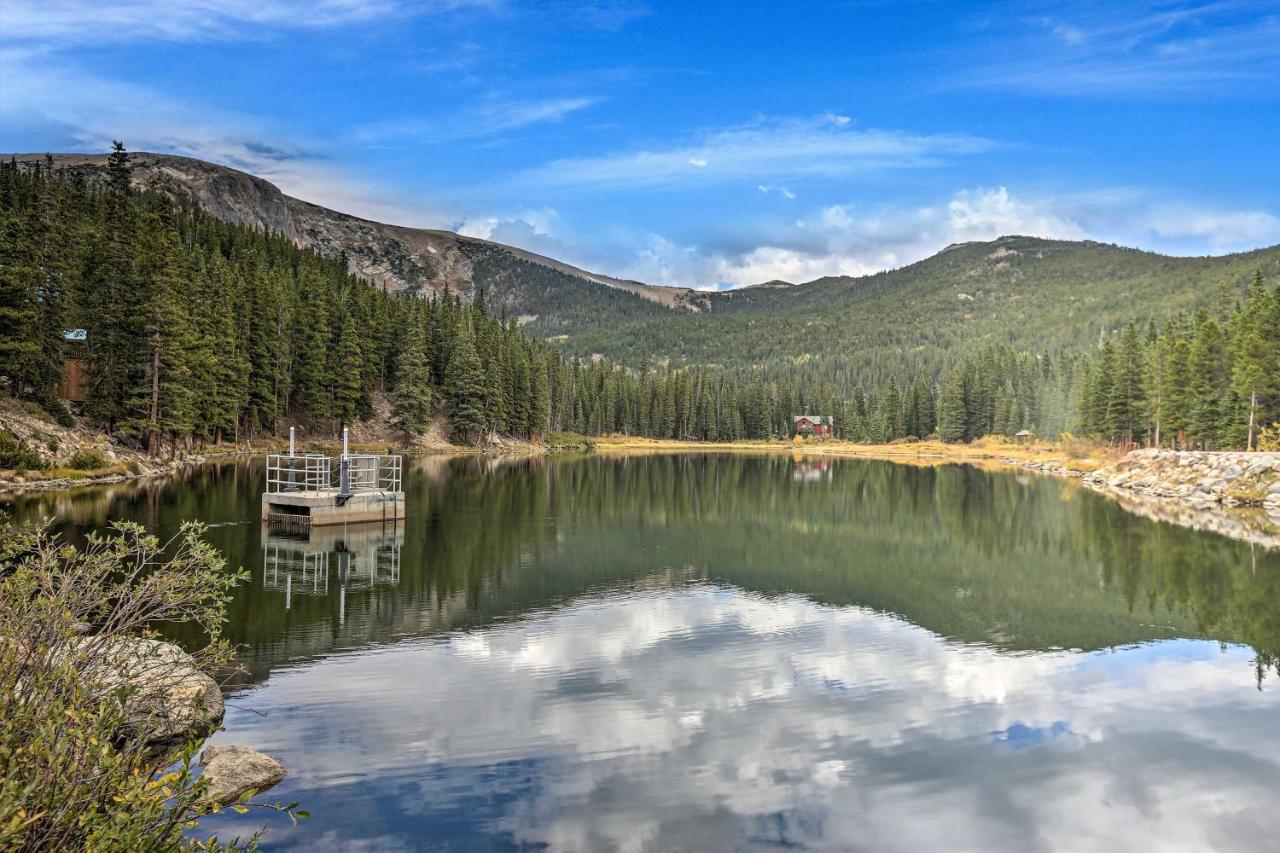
[204,584,1280,851]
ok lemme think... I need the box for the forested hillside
[2,146,1277,457]
[555,237,1280,390]
[19,152,1277,401]
[0,148,561,453]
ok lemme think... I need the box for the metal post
[289,426,296,456]
[339,427,351,498]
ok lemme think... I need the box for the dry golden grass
[588,434,1119,474]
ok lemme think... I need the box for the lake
[6,454,1279,851]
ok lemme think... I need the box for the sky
[2,0,1278,289]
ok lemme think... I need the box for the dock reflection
[262,522,403,621]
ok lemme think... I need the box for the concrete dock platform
[262,489,406,526]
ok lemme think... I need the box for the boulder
[199,745,287,805]
[78,636,224,748]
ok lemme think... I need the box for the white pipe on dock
[289,425,295,456]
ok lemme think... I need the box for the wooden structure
[262,427,405,527]
[57,329,88,403]
[793,415,834,439]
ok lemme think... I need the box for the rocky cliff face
[15,152,692,308]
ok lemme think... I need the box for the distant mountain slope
[573,236,1280,384]
[17,152,1279,386]
[15,152,701,316]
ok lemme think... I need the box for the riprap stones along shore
[1086,449,1280,509]
[1081,449,1280,550]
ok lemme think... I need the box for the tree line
[0,146,557,453]
[930,273,1280,450]
[2,145,1276,453]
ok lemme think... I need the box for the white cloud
[609,185,1279,289]
[757,184,797,200]
[1148,207,1280,249]
[0,0,489,44]
[945,186,1087,242]
[618,186,1088,288]
[0,51,444,227]
[348,97,599,146]
[453,207,575,257]
[508,115,995,191]
[960,3,1280,96]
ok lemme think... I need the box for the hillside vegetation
[2,147,1276,459]
[552,237,1280,388]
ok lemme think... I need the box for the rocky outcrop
[1086,450,1280,508]
[199,745,287,805]
[9,153,690,308]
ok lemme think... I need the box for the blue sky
[3,1,1278,288]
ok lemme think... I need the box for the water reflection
[205,585,1280,851]
[261,524,403,618]
[5,454,1280,849]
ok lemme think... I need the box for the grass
[587,434,1120,474]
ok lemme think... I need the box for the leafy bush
[1259,424,1280,453]
[0,521,301,850]
[0,429,45,472]
[1059,432,1099,460]
[69,447,109,470]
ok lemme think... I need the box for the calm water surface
[7,454,1280,851]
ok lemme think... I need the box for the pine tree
[1187,311,1227,449]
[83,141,137,432]
[444,321,487,443]
[0,187,39,396]
[125,206,192,456]
[332,312,365,430]
[937,367,968,442]
[390,321,433,437]
[1106,322,1146,446]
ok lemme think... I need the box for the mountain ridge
[11,152,1279,384]
[11,152,701,308]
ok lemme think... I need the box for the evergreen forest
[2,145,1278,454]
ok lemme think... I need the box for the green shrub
[69,447,109,470]
[0,429,45,471]
[544,431,595,450]
[39,397,75,428]
[0,520,303,850]
[45,437,60,454]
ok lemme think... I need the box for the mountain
[18,152,703,309]
[568,235,1280,386]
[17,152,1280,386]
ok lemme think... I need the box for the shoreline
[5,432,1278,550]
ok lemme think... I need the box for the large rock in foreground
[82,637,224,748]
[199,745,288,805]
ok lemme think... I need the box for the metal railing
[265,452,402,495]
[266,454,333,494]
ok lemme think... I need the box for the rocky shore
[1085,449,1280,508]
[1019,449,1280,549]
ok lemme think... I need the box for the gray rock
[76,637,224,748]
[199,745,287,805]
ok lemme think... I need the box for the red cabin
[793,415,833,439]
